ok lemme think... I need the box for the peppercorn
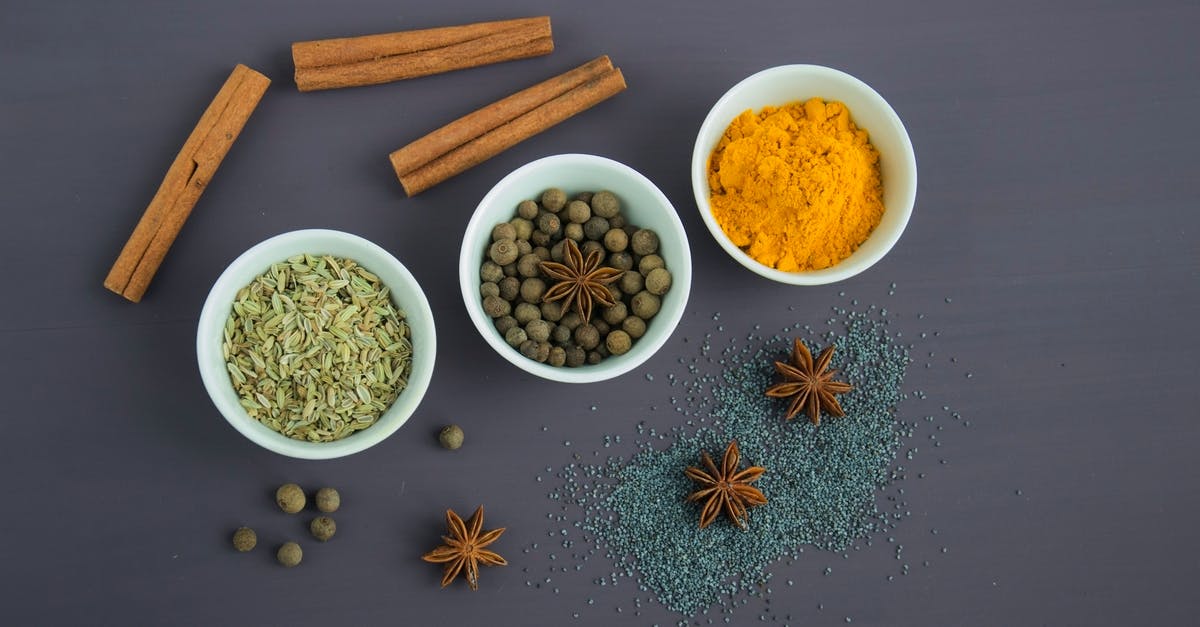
[551,323,572,344]
[602,302,628,325]
[509,217,534,240]
[575,324,601,350]
[557,311,582,331]
[310,516,337,542]
[502,262,518,277]
[520,277,547,303]
[565,345,587,367]
[593,319,610,337]
[606,330,633,355]
[439,424,464,450]
[620,271,644,295]
[531,229,550,247]
[564,223,584,242]
[505,326,528,348]
[232,527,257,552]
[540,300,564,322]
[532,246,551,261]
[315,487,341,513]
[276,484,306,514]
[483,295,511,318]
[541,188,567,212]
[591,190,620,218]
[566,200,591,224]
[631,229,660,255]
[587,351,603,365]
[480,282,500,299]
[608,215,626,229]
[608,251,634,271]
[480,261,504,283]
[622,316,647,339]
[575,191,594,204]
[604,229,629,253]
[491,222,516,242]
[516,239,532,255]
[548,346,566,367]
[581,240,605,260]
[277,542,303,567]
[519,339,541,361]
[631,291,662,319]
[498,276,520,301]
[513,302,541,325]
[517,253,542,278]
[526,319,552,342]
[646,267,672,295]
[494,315,518,335]
[639,254,665,275]
[536,212,561,236]
[583,217,610,241]
[518,199,539,220]
[489,239,519,265]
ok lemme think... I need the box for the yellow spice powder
[707,97,884,272]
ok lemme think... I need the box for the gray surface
[2,0,1198,625]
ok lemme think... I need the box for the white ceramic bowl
[691,64,917,285]
[459,154,692,383]
[197,229,436,459]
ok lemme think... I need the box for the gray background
[2,0,1197,625]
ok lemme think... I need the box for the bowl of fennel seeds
[197,229,436,459]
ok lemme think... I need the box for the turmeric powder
[707,98,884,272]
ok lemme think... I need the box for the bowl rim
[690,63,917,285]
[458,153,692,383]
[196,228,436,459]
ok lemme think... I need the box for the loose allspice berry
[276,483,306,514]
[439,424,465,450]
[232,527,257,552]
[315,487,341,513]
[310,516,337,542]
[277,542,303,567]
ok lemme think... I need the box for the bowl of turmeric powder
[691,64,917,284]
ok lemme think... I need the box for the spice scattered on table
[232,527,257,552]
[277,542,303,568]
[764,340,853,424]
[479,189,671,367]
[422,506,507,590]
[684,440,767,529]
[222,254,413,442]
[310,516,337,542]
[275,483,306,514]
[315,487,341,513]
[439,424,465,450]
[707,98,883,272]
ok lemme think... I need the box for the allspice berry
[517,199,539,219]
[276,483,306,514]
[575,324,601,350]
[483,295,511,318]
[491,222,516,242]
[232,527,257,552]
[603,228,629,253]
[638,254,666,274]
[277,542,303,568]
[315,487,341,513]
[606,330,633,356]
[489,239,519,266]
[631,291,662,319]
[645,267,673,295]
[622,316,647,339]
[439,424,464,450]
[566,200,591,224]
[591,190,620,218]
[310,516,337,542]
[631,229,660,255]
[541,188,567,212]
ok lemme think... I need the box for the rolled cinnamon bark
[293,17,553,91]
[396,67,627,196]
[104,64,270,302]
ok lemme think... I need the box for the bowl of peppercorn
[459,153,692,383]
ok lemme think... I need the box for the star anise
[421,505,507,591]
[539,239,623,322]
[764,339,853,425]
[684,440,767,529]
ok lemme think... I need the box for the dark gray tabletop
[2,1,1198,625]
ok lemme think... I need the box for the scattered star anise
[421,505,507,590]
[764,339,853,425]
[684,440,767,529]
[539,239,623,322]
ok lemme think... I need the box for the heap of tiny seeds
[479,189,672,367]
[541,307,911,616]
[223,254,413,442]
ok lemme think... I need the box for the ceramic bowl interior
[690,64,917,285]
[197,229,436,459]
[459,154,692,383]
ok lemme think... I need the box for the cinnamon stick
[389,56,614,179]
[104,64,270,303]
[292,16,553,92]
[393,65,626,196]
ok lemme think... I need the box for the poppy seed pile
[539,306,914,616]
